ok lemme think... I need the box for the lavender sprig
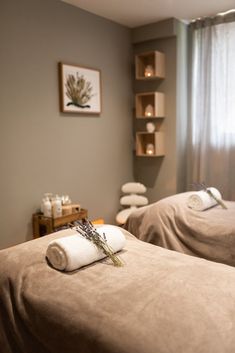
[69,219,123,267]
[192,182,227,209]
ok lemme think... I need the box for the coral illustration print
[65,72,93,109]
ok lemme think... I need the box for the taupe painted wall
[133,37,177,202]
[132,19,188,203]
[0,0,133,249]
[132,18,177,43]
[132,35,177,202]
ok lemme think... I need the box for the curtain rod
[189,9,235,28]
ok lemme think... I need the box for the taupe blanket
[124,192,235,266]
[1,227,235,353]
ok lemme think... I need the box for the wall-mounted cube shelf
[136,132,165,157]
[135,51,165,80]
[135,92,165,118]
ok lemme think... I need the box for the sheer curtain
[187,13,235,200]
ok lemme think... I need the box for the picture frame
[59,62,102,114]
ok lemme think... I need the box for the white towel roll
[46,225,126,271]
[187,187,222,211]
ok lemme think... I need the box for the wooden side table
[32,209,88,238]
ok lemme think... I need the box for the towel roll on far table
[187,187,222,211]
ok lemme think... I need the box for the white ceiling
[62,0,235,27]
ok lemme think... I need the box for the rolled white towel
[46,225,126,271]
[187,187,222,211]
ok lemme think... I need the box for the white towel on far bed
[187,187,222,211]
[46,225,126,271]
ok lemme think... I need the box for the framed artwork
[59,62,101,114]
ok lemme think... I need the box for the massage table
[1,226,235,353]
[124,192,235,266]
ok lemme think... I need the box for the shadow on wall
[133,156,164,188]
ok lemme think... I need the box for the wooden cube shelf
[136,132,165,157]
[135,51,165,80]
[135,92,165,118]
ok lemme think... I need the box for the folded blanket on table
[46,225,126,271]
[187,187,222,211]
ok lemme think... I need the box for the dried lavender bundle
[69,219,123,267]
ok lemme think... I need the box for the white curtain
[187,17,235,200]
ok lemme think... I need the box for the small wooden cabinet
[32,209,88,238]
[136,132,165,157]
[135,92,165,118]
[135,51,165,80]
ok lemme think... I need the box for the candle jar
[144,65,154,77]
[144,104,154,117]
[146,143,155,155]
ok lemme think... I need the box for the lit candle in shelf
[146,143,155,155]
[144,104,154,117]
[144,65,154,77]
